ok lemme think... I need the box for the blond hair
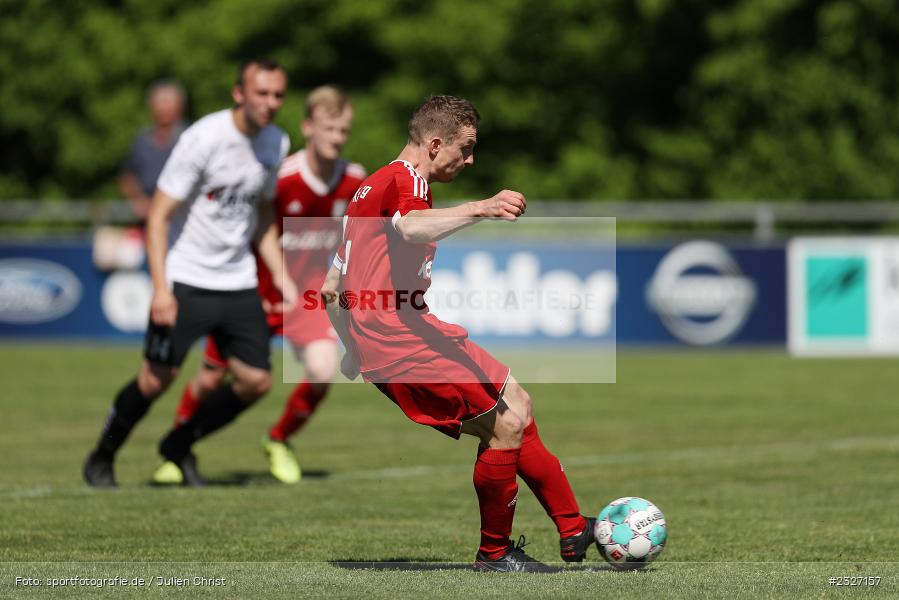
[306,85,351,118]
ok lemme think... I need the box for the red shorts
[202,307,336,368]
[282,303,337,349]
[369,338,511,439]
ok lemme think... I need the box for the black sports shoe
[559,516,596,562]
[158,433,207,487]
[176,453,206,487]
[156,438,207,488]
[83,451,117,488]
[473,536,559,573]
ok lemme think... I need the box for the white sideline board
[788,236,899,356]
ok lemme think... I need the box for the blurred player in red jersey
[170,86,365,484]
[319,95,595,571]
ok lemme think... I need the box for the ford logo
[0,259,83,324]
[646,241,757,345]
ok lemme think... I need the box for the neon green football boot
[262,437,301,484]
[152,460,184,485]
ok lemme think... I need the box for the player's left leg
[188,357,271,445]
[264,339,337,483]
[155,357,271,486]
[155,288,272,486]
[461,394,555,573]
[503,376,595,562]
[268,340,337,441]
[173,336,228,427]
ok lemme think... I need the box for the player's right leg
[84,360,178,488]
[86,283,222,488]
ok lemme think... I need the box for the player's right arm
[118,140,153,221]
[147,123,208,327]
[394,189,526,243]
[145,189,180,326]
[321,262,359,380]
[118,171,152,222]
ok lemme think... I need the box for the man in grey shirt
[118,80,188,226]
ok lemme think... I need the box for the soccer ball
[594,497,667,570]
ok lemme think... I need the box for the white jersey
[157,109,289,291]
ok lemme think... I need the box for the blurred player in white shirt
[170,86,365,483]
[84,59,293,488]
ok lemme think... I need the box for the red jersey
[336,160,468,376]
[257,150,366,322]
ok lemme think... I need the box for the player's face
[150,89,184,128]
[233,66,287,132]
[430,126,477,183]
[303,106,353,162]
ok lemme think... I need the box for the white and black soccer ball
[594,497,667,570]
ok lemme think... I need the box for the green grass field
[1,344,897,599]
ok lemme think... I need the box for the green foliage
[1,0,899,200]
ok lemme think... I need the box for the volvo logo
[646,241,757,345]
[102,271,152,332]
[0,259,83,324]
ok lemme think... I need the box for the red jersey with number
[257,150,365,327]
[335,160,468,376]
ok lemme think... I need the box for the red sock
[268,380,327,442]
[517,421,585,538]
[173,386,201,428]
[473,446,521,558]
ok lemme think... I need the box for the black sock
[159,384,249,461]
[96,379,153,459]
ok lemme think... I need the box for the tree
[2,0,898,201]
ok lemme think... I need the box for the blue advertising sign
[614,241,785,345]
[0,239,786,346]
[0,241,149,339]
[427,241,618,346]
[432,239,785,346]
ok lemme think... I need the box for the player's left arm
[255,133,296,309]
[394,189,526,243]
[256,201,298,311]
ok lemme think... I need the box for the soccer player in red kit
[319,95,595,571]
[166,86,365,484]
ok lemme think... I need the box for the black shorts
[144,282,270,370]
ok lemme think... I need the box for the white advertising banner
[789,237,899,356]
